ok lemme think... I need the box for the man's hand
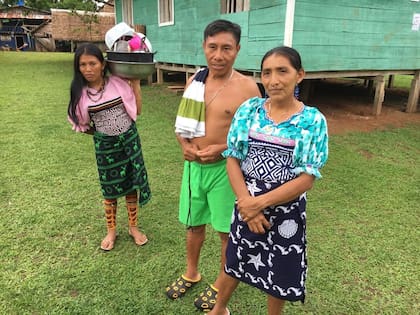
[182,141,200,161]
[196,144,225,163]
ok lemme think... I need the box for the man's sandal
[194,284,218,312]
[166,274,201,300]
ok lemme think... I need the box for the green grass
[391,75,413,89]
[0,51,419,315]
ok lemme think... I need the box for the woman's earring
[294,84,300,99]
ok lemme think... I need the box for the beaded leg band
[104,199,117,230]
[126,192,138,227]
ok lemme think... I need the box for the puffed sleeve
[222,97,261,160]
[292,108,328,179]
[67,93,91,132]
[109,75,137,121]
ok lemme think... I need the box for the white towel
[175,68,209,139]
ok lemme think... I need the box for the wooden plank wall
[293,0,420,71]
[247,0,285,70]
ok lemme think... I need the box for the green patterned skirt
[93,123,151,205]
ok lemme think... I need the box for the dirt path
[308,79,420,135]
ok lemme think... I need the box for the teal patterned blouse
[222,97,329,179]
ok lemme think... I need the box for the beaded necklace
[265,98,303,123]
[86,78,106,102]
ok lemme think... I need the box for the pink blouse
[68,75,137,132]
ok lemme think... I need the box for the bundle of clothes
[105,22,152,52]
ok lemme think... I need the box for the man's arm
[176,134,199,161]
[195,143,227,163]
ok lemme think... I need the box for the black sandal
[166,274,201,300]
[194,284,218,311]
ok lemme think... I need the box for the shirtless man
[166,19,261,312]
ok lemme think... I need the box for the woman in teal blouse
[209,46,328,315]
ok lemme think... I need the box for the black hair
[260,46,303,72]
[203,19,241,44]
[67,43,108,125]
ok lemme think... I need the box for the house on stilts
[112,0,420,115]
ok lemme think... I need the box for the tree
[0,0,101,11]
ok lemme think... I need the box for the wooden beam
[299,80,312,103]
[157,67,163,84]
[304,70,415,79]
[146,74,153,85]
[406,71,420,113]
[372,75,385,116]
[387,75,394,88]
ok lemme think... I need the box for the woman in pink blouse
[67,43,151,251]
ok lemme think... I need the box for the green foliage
[0,0,17,7]
[54,0,97,11]
[0,0,98,11]
[0,51,419,314]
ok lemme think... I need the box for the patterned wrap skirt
[225,137,307,302]
[93,123,151,205]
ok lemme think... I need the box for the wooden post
[157,65,164,84]
[367,79,374,97]
[387,75,394,88]
[406,71,419,113]
[372,75,385,116]
[299,79,312,103]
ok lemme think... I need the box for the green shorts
[179,159,235,233]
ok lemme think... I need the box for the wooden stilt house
[113,0,420,114]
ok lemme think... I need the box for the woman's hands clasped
[236,195,271,234]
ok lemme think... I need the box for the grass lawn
[0,51,419,315]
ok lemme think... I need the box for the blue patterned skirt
[225,138,307,302]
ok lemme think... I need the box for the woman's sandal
[166,274,201,300]
[128,228,148,246]
[100,232,117,251]
[194,284,218,311]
